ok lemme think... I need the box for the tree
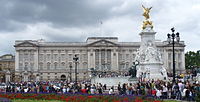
[185,50,200,74]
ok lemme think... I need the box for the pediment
[14,41,38,47]
[86,39,119,47]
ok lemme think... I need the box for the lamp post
[73,55,79,86]
[167,27,180,83]
[69,64,72,82]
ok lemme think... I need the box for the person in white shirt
[162,85,168,99]
[182,87,187,99]
[156,89,162,99]
[109,88,113,95]
[24,87,28,93]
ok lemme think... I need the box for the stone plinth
[135,25,168,80]
[91,76,138,86]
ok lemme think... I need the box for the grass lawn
[163,100,179,102]
[12,99,64,102]
[11,99,179,102]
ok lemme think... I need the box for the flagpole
[100,21,103,37]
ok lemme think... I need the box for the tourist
[162,84,168,99]
[90,84,96,94]
[117,83,122,95]
[108,88,113,95]
[156,88,162,99]
[0,78,199,102]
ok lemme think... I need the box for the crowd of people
[117,80,199,101]
[0,79,199,101]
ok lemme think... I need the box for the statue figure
[160,67,167,77]
[129,67,135,78]
[142,5,153,30]
[142,20,153,30]
[129,61,139,78]
[142,5,152,20]
[145,42,156,62]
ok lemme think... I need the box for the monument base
[91,76,138,86]
[128,77,138,82]
[137,62,168,80]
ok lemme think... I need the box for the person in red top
[152,88,157,98]
[81,88,87,94]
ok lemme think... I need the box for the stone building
[0,54,15,82]
[14,37,185,81]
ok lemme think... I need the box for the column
[34,49,39,72]
[181,49,185,73]
[111,49,118,71]
[5,71,11,83]
[88,49,95,68]
[15,50,19,71]
[99,49,101,70]
[92,50,95,68]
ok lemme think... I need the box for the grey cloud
[0,0,199,56]
[0,0,144,32]
[0,0,130,31]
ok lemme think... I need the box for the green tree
[185,50,200,69]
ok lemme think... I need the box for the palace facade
[14,37,185,81]
[0,54,15,82]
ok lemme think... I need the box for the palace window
[126,54,129,60]
[47,54,51,61]
[24,53,28,61]
[168,53,171,60]
[61,54,65,61]
[83,62,87,69]
[39,54,43,61]
[47,63,51,70]
[118,54,122,61]
[54,54,58,61]
[30,63,34,71]
[54,62,58,69]
[19,54,23,61]
[83,54,87,61]
[39,63,43,70]
[30,54,34,61]
[24,62,28,70]
[19,63,23,70]
[69,54,72,61]
[61,62,65,69]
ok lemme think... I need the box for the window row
[38,54,87,61]
[39,62,88,70]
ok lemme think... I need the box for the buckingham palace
[14,37,185,81]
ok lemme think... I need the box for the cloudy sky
[0,0,200,55]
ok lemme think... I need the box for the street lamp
[73,55,79,86]
[69,64,72,82]
[167,27,180,83]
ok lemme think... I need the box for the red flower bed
[0,93,161,102]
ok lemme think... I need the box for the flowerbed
[12,99,63,102]
[0,93,162,102]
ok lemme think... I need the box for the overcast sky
[0,0,199,55]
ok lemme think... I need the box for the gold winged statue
[142,5,153,30]
[142,5,152,20]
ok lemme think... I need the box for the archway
[60,74,66,81]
